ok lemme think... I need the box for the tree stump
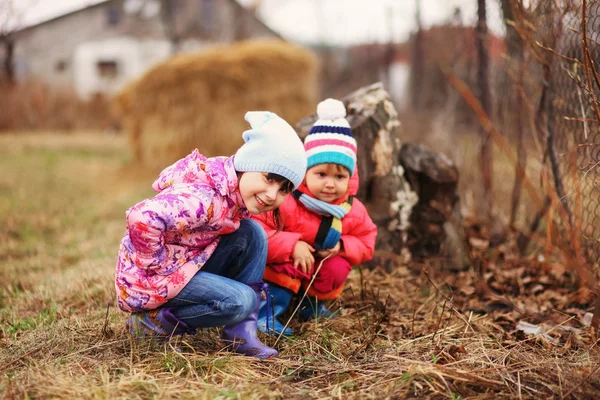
[297,83,416,269]
[399,143,468,270]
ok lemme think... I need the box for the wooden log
[399,143,468,270]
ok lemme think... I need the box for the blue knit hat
[304,98,356,175]
[234,111,307,189]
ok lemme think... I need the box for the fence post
[476,0,493,219]
[502,0,527,228]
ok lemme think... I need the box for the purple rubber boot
[222,282,278,359]
[127,308,196,339]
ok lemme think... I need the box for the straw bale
[114,39,318,170]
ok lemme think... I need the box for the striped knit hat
[304,98,356,175]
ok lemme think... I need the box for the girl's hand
[316,241,341,259]
[293,240,315,274]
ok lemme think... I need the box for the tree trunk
[160,0,181,54]
[410,0,424,110]
[1,35,15,86]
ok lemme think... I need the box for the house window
[106,7,120,25]
[96,60,119,79]
[142,0,161,18]
[124,0,143,14]
[55,60,68,73]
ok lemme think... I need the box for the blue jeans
[162,219,267,329]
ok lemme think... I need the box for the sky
[248,0,506,45]
[7,0,506,45]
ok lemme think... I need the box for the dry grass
[1,132,599,399]
[0,82,114,131]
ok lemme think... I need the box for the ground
[1,132,599,399]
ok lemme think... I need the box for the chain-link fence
[405,0,600,275]
[547,1,600,267]
[487,0,600,269]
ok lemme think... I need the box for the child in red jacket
[253,98,377,335]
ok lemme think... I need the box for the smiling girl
[115,111,306,359]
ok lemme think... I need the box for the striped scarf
[293,190,353,250]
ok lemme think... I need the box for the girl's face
[305,163,350,203]
[238,172,291,214]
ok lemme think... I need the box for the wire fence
[490,0,600,272]
[407,0,600,277]
[490,0,600,271]
[547,1,600,267]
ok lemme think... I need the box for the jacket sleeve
[126,186,219,270]
[252,199,302,264]
[340,199,378,265]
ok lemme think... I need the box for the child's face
[238,172,289,214]
[305,163,350,203]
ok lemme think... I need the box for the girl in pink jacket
[253,99,377,336]
[115,111,306,359]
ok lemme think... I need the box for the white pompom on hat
[316,98,347,120]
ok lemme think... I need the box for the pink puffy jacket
[115,150,250,312]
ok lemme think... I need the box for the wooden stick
[274,253,333,346]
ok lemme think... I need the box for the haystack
[114,39,318,170]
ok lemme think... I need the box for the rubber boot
[257,283,293,336]
[298,296,336,322]
[127,308,196,338]
[222,282,279,359]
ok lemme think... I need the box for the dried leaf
[469,237,489,250]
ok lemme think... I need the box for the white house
[11,0,280,99]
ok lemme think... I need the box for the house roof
[14,0,281,39]
[16,0,113,33]
[229,0,282,39]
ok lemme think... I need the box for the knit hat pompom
[304,98,356,175]
[234,111,307,189]
[316,98,347,120]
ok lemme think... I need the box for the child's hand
[316,242,341,258]
[293,240,315,274]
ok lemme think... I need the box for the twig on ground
[275,254,333,346]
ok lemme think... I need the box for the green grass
[1,131,599,399]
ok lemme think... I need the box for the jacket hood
[152,150,241,199]
[296,163,359,204]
